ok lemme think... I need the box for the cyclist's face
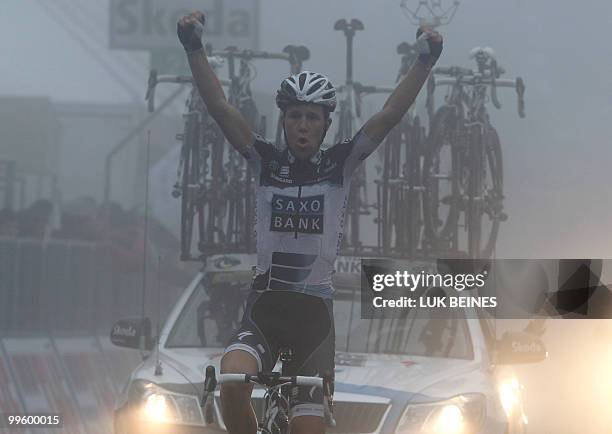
[283,104,331,160]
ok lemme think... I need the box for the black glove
[416,27,443,67]
[177,14,205,53]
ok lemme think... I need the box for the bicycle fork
[465,121,485,258]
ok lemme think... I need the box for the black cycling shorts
[224,290,335,419]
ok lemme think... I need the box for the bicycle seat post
[334,18,364,86]
[283,45,310,75]
[225,46,238,83]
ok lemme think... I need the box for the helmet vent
[307,80,324,95]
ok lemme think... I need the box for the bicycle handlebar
[432,71,526,118]
[215,373,324,388]
[212,48,290,62]
[210,45,309,75]
[337,82,394,95]
[336,82,394,119]
[201,366,335,427]
[353,82,395,95]
[433,77,518,91]
[433,66,474,77]
[145,68,230,112]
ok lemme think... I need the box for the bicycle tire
[466,123,484,258]
[402,115,424,255]
[475,126,504,258]
[422,106,461,252]
[335,103,362,250]
[378,121,402,254]
[463,124,504,258]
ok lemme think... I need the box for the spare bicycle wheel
[422,106,461,252]
[476,126,504,258]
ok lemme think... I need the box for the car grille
[326,401,390,433]
[215,397,389,433]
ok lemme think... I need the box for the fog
[3,0,610,257]
[1,1,612,432]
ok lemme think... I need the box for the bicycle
[374,41,427,259]
[145,58,228,261]
[333,18,416,256]
[332,20,436,259]
[146,46,309,260]
[334,40,427,259]
[422,47,526,258]
[332,19,373,253]
[201,348,335,434]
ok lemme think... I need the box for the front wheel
[401,115,425,256]
[466,126,504,258]
[422,106,461,252]
[179,114,204,261]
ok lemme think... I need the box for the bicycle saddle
[334,18,365,32]
[283,45,310,62]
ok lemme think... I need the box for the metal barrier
[0,237,173,334]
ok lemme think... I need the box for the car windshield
[166,274,473,359]
[334,287,473,359]
[165,272,251,349]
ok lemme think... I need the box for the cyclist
[177,11,442,434]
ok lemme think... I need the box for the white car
[111,254,546,434]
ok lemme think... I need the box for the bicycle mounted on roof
[153,5,523,262]
[146,45,310,261]
[422,46,526,258]
[332,20,427,259]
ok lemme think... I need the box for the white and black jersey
[240,129,380,297]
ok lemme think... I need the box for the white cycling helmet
[276,71,337,113]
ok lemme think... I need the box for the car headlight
[498,377,523,420]
[129,381,205,426]
[396,394,486,434]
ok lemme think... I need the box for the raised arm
[362,28,443,143]
[177,12,253,154]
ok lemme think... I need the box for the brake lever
[201,366,218,424]
[355,89,363,118]
[323,373,336,427]
[145,69,158,112]
[516,77,526,118]
[490,60,502,110]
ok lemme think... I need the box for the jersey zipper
[294,184,302,239]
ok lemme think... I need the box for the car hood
[137,346,484,400]
[131,347,493,433]
[333,351,485,400]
